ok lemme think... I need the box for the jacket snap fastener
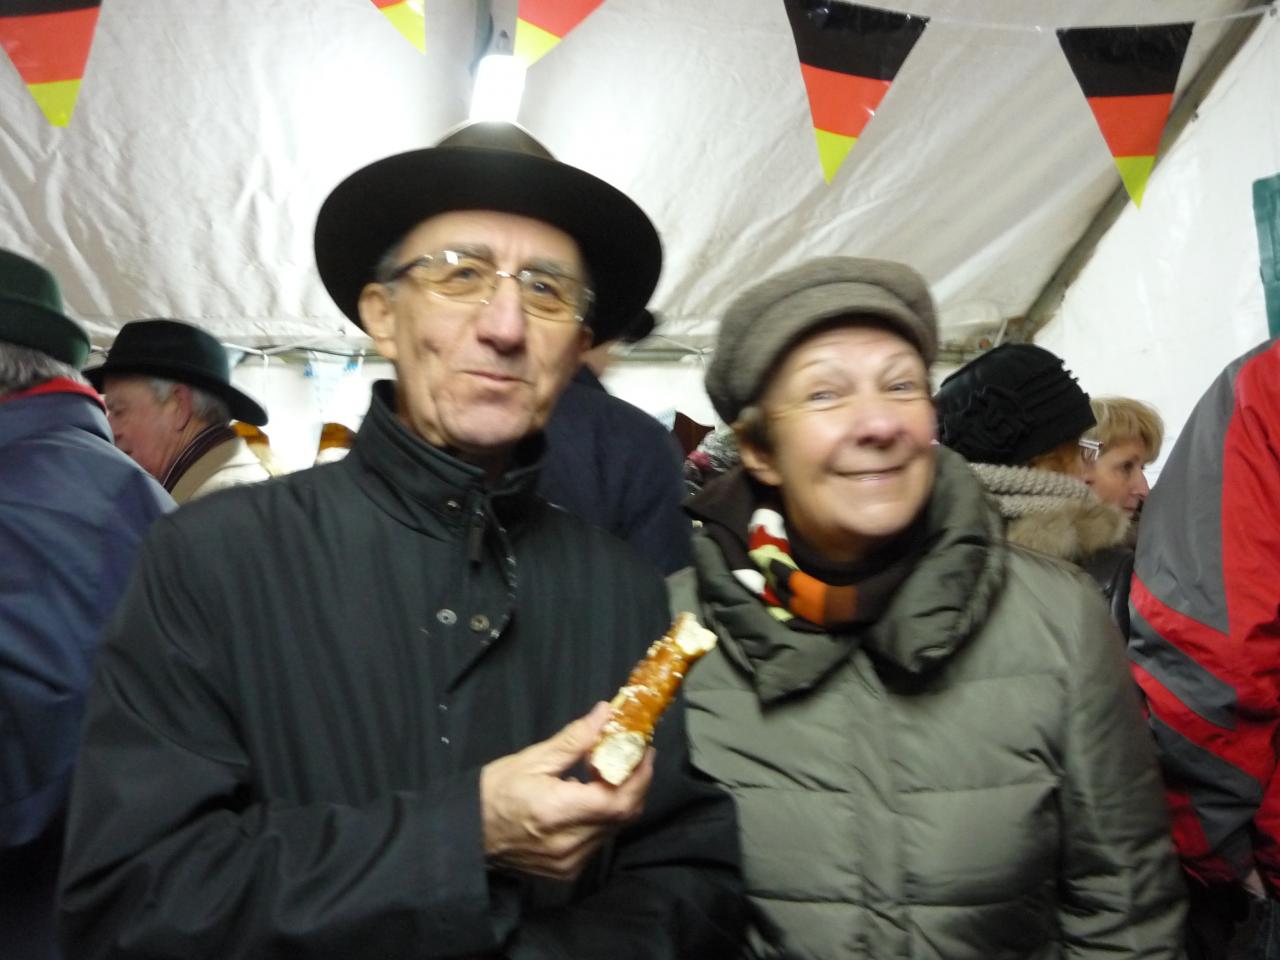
[436,608,456,625]
[469,614,490,632]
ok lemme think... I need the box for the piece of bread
[590,612,718,785]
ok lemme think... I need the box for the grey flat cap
[706,256,938,423]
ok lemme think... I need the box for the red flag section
[0,0,102,127]
[369,0,424,53]
[783,0,928,183]
[1058,23,1193,207]
[515,0,604,66]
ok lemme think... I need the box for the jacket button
[436,608,456,625]
[445,499,461,512]
[469,614,490,633]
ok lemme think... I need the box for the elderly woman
[934,345,1137,630]
[1081,396,1165,522]
[674,258,1184,959]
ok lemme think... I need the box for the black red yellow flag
[1058,23,1194,206]
[783,0,928,182]
[0,0,103,126]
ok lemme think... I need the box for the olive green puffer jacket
[673,449,1185,960]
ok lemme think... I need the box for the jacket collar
[572,366,607,392]
[692,448,1007,702]
[346,380,544,537]
[970,462,1129,562]
[0,388,112,449]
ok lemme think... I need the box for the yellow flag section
[370,0,425,53]
[800,64,890,184]
[515,0,604,66]
[0,1,102,127]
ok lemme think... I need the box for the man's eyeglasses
[1078,438,1102,463]
[379,250,593,324]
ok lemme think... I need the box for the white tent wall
[601,359,717,427]
[1036,10,1279,472]
[0,0,1255,344]
[230,354,391,472]
[2,0,1270,462]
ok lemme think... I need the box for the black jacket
[58,381,743,960]
[540,368,691,575]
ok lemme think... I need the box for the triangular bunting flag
[1058,23,1193,207]
[515,0,604,66]
[783,0,927,183]
[0,0,103,127]
[369,0,425,53]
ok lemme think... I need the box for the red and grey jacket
[1129,338,1280,891]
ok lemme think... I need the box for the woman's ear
[359,283,399,362]
[738,434,783,488]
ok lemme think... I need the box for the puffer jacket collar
[691,448,1007,703]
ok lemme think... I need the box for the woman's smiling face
[741,323,937,565]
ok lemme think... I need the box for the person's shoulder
[1003,541,1101,594]
[1,422,165,508]
[558,381,670,436]
[598,390,670,436]
[164,461,349,539]
[992,543,1121,652]
[528,495,667,579]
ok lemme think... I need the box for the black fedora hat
[0,248,90,367]
[313,121,662,345]
[619,308,656,344]
[85,319,268,426]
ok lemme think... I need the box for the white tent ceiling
[0,0,1265,356]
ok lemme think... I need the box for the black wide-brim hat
[313,121,662,346]
[85,318,268,426]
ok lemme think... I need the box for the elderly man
[0,249,172,960]
[88,318,273,502]
[58,123,743,960]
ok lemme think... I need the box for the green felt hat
[0,249,91,368]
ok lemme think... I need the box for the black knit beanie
[934,343,1095,465]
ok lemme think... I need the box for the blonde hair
[1084,396,1164,463]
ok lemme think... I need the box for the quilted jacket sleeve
[1058,580,1187,959]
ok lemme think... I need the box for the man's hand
[480,701,655,881]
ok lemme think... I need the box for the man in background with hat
[0,249,172,960]
[87,318,273,503]
[59,123,743,959]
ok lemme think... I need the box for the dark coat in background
[540,367,691,575]
[0,388,173,960]
[58,381,742,960]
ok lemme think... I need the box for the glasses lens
[520,270,581,321]
[421,253,494,302]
